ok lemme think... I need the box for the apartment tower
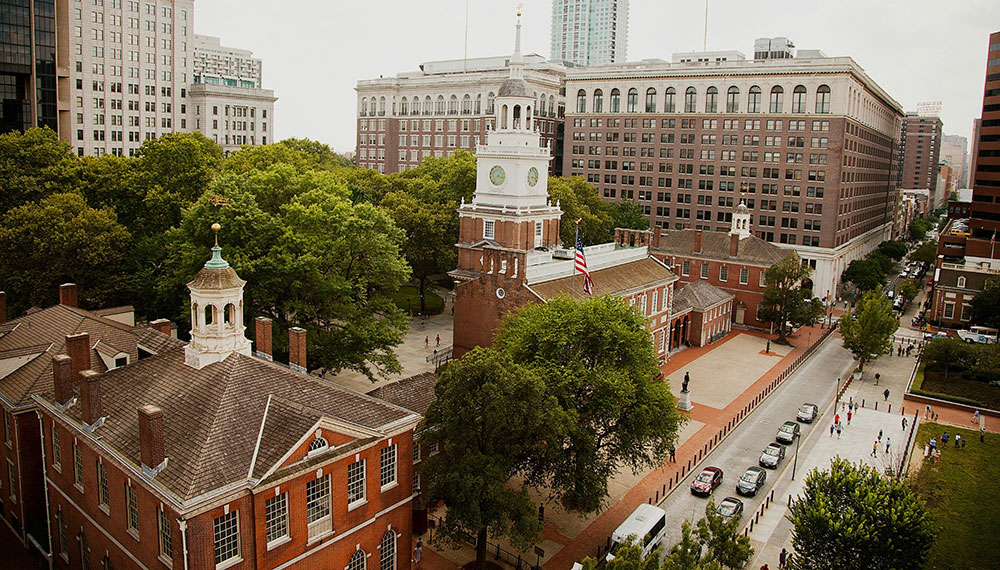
[899,113,944,206]
[550,0,629,67]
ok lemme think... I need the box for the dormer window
[114,356,127,369]
[307,437,329,456]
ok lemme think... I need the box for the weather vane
[211,222,221,247]
[209,195,231,206]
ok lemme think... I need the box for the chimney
[289,327,306,373]
[729,234,740,258]
[59,283,78,307]
[52,354,74,406]
[138,405,165,470]
[255,317,273,361]
[78,370,102,425]
[65,333,91,381]
[149,318,174,337]
[0,291,5,323]
[693,230,703,254]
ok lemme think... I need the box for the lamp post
[792,431,801,480]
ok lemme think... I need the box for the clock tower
[451,13,563,357]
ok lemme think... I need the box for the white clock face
[489,165,506,186]
[496,288,506,299]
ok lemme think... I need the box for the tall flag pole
[575,222,594,296]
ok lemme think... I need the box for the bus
[605,504,667,562]
[957,326,999,344]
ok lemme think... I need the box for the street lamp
[792,430,801,480]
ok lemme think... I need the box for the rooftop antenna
[703,0,709,51]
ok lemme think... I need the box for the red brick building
[32,242,421,570]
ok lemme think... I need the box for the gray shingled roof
[527,257,677,300]
[672,281,735,313]
[655,230,787,266]
[367,372,438,415]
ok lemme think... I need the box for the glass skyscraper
[550,0,629,67]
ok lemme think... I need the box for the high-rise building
[189,34,276,154]
[0,0,60,134]
[562,45,904,298]
[355,54,565,175]
[550,0,629,67]
[941,134,969,189]
[899,113,944,206]
[970,32,1000,245]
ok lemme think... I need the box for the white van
[605,504,667,562]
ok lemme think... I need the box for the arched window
[204,304,214,326]
[609,89,620,113]
[349,550,366,570]
[475,93,482,114]
[462,94,472,114]
[513,104,522,129]
[548,95,554,116]
[436,95,445,114]
[626,88,638,113]
[448,94,458,115]
[664,87,676,113]
[705,86,718,113]
[423,96,432,115]
[816,85,831,114]
[378,96,386,116]
[576,89,587,113]
[684,87,697,113]
[411,97,420,115]
[792,85,807,113]
[500,104,508,129]
[487,92,496,114]
[223,303,235,326]
[957,276,967,288]
[645,88,656,112]
[191,302,199,326]
[748,86,761,113]
[379,531,396,570]
[769,86,784,113]
[726,86,740,113]
[399,97,408,115]
[361,97,369,116]
[308,437,329,453]
[593,89,603,113]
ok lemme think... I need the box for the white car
[957,326,998,344]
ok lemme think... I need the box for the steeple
[730,201,752,240]
[509,10,524,80]
[184,223,252,369]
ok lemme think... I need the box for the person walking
[413,541,423,570]
[942,431,949,445]
[875,372,881,385]
[885,436,891,454]
[835,413,840,425]
[669,446,676,462]
[955,434,961,448]
[779,548,788,569]
[424,335,429,349]
[872,440,878,457]
[829,424,835,437]
[883,388,890,401]
[961,438,967,449]
[847,410,852,425]
[973,409,980,424]
[836,423,842,438]
[902,417,908,431]
[435,334,440,347]
[878,429,883,442]
[925,404,931,419]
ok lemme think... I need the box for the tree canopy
[788,457,934,570]
[838,286,897,370]
[899,279,921,305]
[758,253,824,344]
[875,240,908,261]
[841,259,886,293]
[613,200,650,231]
[547,175,616,246]
[970,277,1000,329]
[909,241,937,265]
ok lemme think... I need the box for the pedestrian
[897,345,902,357]
[961,438,966,450]
[779,548,788,569]
[836,423,842,438]
[872,440,878,456]
[883,388,890,401]
[955,434,961,448]
[930,437,936,450]
[942,431,949,445]
[413,541,423,569]
[829,424,834,437]
[973,409,980,424]
[902,417,908,431]
[424,336,429,348]
[760,564,769,570]
[435,334,440,347]
[982,427,986,443]
[925,404,931,419]
[847,411,852,425]
[934,412,938,421]
[907,345,913,357]
[669,446,676,462]
[878,429,883,442]
[886,436,891,454]
[875,372,881,385]
[835,413,840,425]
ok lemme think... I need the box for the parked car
[715,497,744,522]
[690,466,724,496]
[796,403,818,423]
[759,443,786,469]
[736,466,768,496]
[776,421,800,444]
[898,270,908,278]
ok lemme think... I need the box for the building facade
[192,34,262,88]
[0,0,59,135]
[970,32,1000,247]
[550,0,629,67]
[941,134,969,189]
[355,53,565,175]
[899,114,944,207]
[561,50,904,300]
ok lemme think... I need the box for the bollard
[744,528,749,537]
[755,511,760,523]
[875,401,878,411]
[787,495,791,507]
[669,479,673,490]
[663,484,666,495]
[688,459,691,470]
[901,406,905,415]
[497,544,502,559]
[656,490,660,501]
[765,494,770,507]
[862,399,865,407]
[888,403,892,414]
[749,519,754,532]
[648,497,652,504]
[516,554,522,569]
[771,490,775,501]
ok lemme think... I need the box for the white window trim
[214,511,242,570]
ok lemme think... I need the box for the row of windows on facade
[360,93,561,118]
[571,153,829,173]
[631,206,823,232]
[573,85,832,115]
[570,117,831,133]
[360,117,555,135]
[570,138,832,160]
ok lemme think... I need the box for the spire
[204,223,230,269]
[509,9,524,80]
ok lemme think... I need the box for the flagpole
[573,218,581,299]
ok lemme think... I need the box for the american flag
[575,228,594,295]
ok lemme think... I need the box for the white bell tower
[184,224,252,370]
[730,201,752,240]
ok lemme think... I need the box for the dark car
[690,466,723,496]
[736,466,767,496]
[715,496,744,522]
[776,421,800,444]
[796,403,818,423]
[759,443,785,469]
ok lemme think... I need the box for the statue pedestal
[678,390,693,411]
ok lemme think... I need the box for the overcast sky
[194,0,999,157]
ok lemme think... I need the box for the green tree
[422,348,563,570]
[494,296,685,512]
[899,279,921,304]
[838,286,897,371]
[696,501,753,569]
[168,174,411,380]
[580,542,663,570]
[0,127,75,214]
[279,137,352,169]
[970,277,1000,329]
[396,149,477,205]
[919,338,975,379]
[759,253,823,344]
[841,259,885,292]
[0,193,130,314]
[865,252,894,276]
[613,200,650,231]
[909,241,937,265]
[788,457,934,570]
[547,176,615,246]
[875,240,908,261]
[908,217,933,241]
[662,520,721,570]
[133,132,222,235]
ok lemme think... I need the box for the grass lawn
[909,421,1000,570]
[394,285,444,315]
[919,368,1000,409]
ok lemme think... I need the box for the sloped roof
[0,304,183,408]
[38,345,420,504]
[367,372,438,415]
[527,257,677,300]
[655,230,787,266]
[672,280,735,313]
